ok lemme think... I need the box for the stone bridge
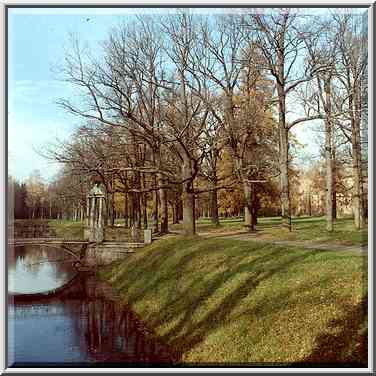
[9,183,153,267]
[9,237,148,267]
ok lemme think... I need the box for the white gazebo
[84,183,106,242]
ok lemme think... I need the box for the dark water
[8,245,176,367]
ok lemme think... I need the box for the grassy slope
[170,216,368,246]
[100,236,367,365]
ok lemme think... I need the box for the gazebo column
[86,197,90,226]
[84,183,106,243]
[98,197,102,227]
[90,197,96,229]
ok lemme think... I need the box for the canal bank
[98,236,367,366]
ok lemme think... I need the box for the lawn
[170,216,368,247]
[12,219,84,239]
[46,220,84,239]
[14,216,367,247]
[100,236,367,366]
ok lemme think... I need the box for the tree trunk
[352,141,364,229]
[332,147,337,220]
[325,130,333,231]
[132,175,142,230]
[172,201,178,224]
[104,193,109,226]
[141,174,148,229]
[243,182,255,232]
[350,89,364,229]
[172,191,180,224]
[182,158,195,236]
[178,196,183,221]
[332,191,337,219]
[208,179,219,226]
[308,189,312,217]
[324,78,333,232]
[110,192,115,226]
[182,189,195,236]
[124,192,128,228]
[105,191,114,226]
[128,193,133,226]
[251,185,258,227]
[130,191,141,243]
[276,41,292,231]
[158,173,168,234]
[279,124,292,230]
[151,174,159,233]
[143,193,148,229]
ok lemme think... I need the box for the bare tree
[193,14,264,231]
[245,9,323,230]
[303,18,340,231]
[160,11,210,236]
[334,13,367,229]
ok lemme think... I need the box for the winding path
[220,235,365,253]
[173,230,367,254]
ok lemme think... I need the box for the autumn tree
[244,9,324,230]
[192,14,275,231]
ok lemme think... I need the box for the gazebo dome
[89,183,106,197]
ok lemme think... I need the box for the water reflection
[74,296,174,364]
[8,245,77,294]
[8,246,176,366]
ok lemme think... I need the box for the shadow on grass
[102,237,366,365]
[297,297,368,367]
[115,243,322,358]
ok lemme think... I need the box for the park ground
[100,216,368,365]
[169,215,367,247]
[16,214,366,247]
[14,215,368,365]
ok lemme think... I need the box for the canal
[8,245,177,367]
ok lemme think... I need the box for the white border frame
[0,1,373,374]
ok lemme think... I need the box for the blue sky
[8,7,227,181]
[7,7,367,182]
[8,9,135,182]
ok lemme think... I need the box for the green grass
[46,220,84,239]
[12,219,84,239]
[259,216,368,245]
[170,216,368,246]
[14,216,367,246]
[100,236,367,365]
[170,217,244,233]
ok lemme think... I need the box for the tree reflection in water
[11,272,177,365]
[70,274,175,364]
